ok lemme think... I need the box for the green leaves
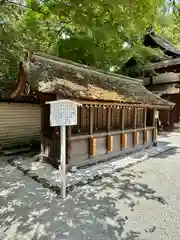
[158,1,180,49]
[0,0,177,96]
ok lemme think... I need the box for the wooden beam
[69,126,154,141]
[64,98,171,109]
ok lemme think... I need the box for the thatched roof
[21,53,174,108]
[147,83,180,96]
[144,32,180,57]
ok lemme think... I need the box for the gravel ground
[0,133,180,240]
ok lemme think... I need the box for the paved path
[0,133,180,240]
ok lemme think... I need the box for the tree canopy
[0,0,179,95]
[159,0,180,48]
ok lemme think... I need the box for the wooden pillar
[133,108,138,147]
[121,107,126,149]
[143,108,148,144]
[40,102,44,160]
[89,106,96,158]
[133,107,137,129]
[89,106,93,135]
[107,107,113,152]
[167,110,170,126]
[107,107,111,131]
[167,96,170,126]
[121,108,125,130]
[66,126,72,165]
[144,108,147,128]
[152,109,157,143]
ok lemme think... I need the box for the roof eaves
[149,33,180,56]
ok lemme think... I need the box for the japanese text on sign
[50,102,77,126]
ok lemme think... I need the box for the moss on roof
[22,53,174,107]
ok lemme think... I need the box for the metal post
[60,125,66,198]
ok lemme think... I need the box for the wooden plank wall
[41,103,155,167]
[0,102,40,149]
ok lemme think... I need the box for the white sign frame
[46,99,82,198]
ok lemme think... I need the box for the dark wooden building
[11,53,173,168]
[144,32,180,131]
[125,30,180,131]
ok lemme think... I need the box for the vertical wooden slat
[133,108,137,129]
[40,103,44,160]
[133,108,137,147]
[144,108,147,128]
[107,107,112,152]
[89,106,93,135]
[121,108,125,130]
[167,95,171,126]
[119,108,122,126]
[107,107,111,131]
[89,106,95,158]
[143,108,147,145]
[167,109,170,126]
[153,109,157,142]
[80,106,83,129]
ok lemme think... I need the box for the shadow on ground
[0,160,167,240]
[151,146,178,159]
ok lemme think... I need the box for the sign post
[46,99,81,198]
[60,125,66,198]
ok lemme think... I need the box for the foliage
[52,0,165,69]
[0,0,58,96]
[0,2,22,95]
[1,0,179,94]
[158,1,180,48]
